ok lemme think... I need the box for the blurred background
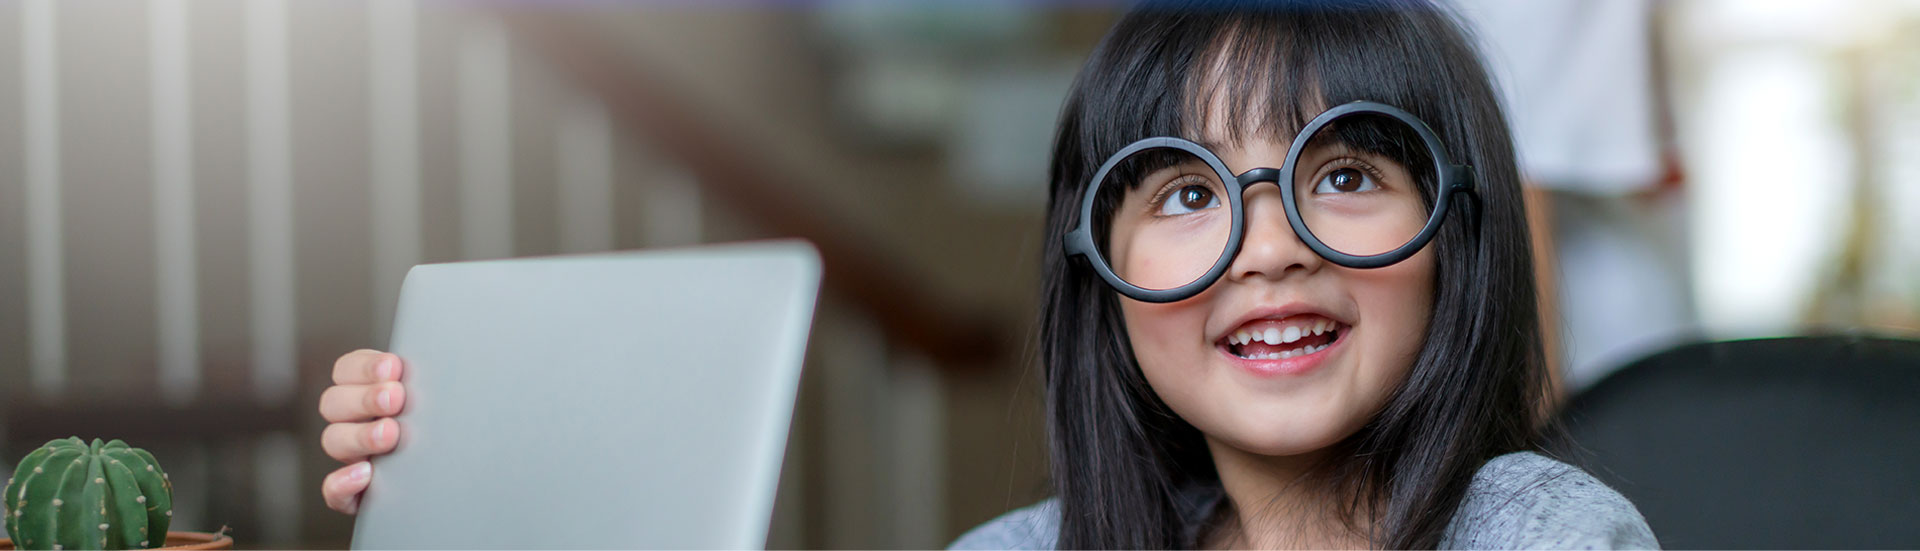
[0,0,1914,549]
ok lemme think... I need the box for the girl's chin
[1217,435,1347,458]
[1203,415,1357,458]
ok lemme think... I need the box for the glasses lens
[1293,114,1436,258]
[1092,147,1233,291]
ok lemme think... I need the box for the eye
[1313,167,1377,194]
[1156,183,1220,216]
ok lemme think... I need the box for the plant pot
[0,531,233,550]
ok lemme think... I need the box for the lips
[1218,314,1346,360]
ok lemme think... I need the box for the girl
[948,1,1655,549]
[318,1,1657,548]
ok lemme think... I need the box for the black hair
[1037,1,1549,548]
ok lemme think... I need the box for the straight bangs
[1072,2,1464,207]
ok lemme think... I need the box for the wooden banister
[504,14,1005,367]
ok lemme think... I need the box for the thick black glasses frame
[1063,101,1479,303]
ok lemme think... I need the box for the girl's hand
[317,349,407,515]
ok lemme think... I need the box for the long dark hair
[1038,1,1549,548]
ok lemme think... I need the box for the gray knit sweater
[948,452,1658,550]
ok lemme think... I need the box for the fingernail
[371,421,387,445]
[375,356,395,380]
[377,388,393,413]
[349,462,371,482]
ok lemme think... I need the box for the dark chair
[1559,334,1920,549]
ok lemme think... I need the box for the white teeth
[1228,320,1343,348]
[1234,341,1332,360]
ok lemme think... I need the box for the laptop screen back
[349,240,820,549]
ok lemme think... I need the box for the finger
[319,381,405,423]
[330,349,382,384]
[333,349,403,385]
[322,462,373,515]
[321,418,399,463]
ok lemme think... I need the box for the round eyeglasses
[1063,101,1479,303]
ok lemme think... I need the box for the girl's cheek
[1121,291,1245,430]
[1352,253,1438,383]
[1118,298,1212,372]
[1118,299,1219,420]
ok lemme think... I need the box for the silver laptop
[350,240,821,550]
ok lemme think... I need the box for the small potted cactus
[1,438,231,550]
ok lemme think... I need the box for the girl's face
[1112,123,1436,458]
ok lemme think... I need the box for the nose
[1228,184,1324,282]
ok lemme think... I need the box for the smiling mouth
[1219,316,1347,360]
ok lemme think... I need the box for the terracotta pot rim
[0,530,233,550]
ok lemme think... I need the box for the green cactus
[3,438,173,550]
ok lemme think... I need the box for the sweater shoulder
[948,498,1060,550]
[1443,451,1659,549]
[948,453,1659,550]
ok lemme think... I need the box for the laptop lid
[349,240,821,549]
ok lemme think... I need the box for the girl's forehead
[1183,75,1328,153]
[1187,108,1318,161]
